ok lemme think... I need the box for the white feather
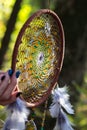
[52,84,74,114]
[54,109,74,130]
[3,98,30,130]
[49,83,74,130]
[49,102,60,118]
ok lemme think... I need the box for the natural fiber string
[40,100,48,130]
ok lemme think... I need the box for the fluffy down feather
[3,98,30,130]
[51,85,74,114]
[49,83,74,130]
[54,109,74,130]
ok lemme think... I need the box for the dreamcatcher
[3,9,74,130]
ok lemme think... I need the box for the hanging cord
[40,100,48,130]
[48,0,50,9]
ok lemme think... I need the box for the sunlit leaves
[0,0,16,45]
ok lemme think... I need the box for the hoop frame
[11,9,65,107]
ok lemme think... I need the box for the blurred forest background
[0,0,87,130]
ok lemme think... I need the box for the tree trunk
[0,0,22,68]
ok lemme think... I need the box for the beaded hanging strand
[40,100,48,130]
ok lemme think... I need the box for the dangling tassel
[3,98,30,130]
[49,83,74,130]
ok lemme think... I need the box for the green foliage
[0,0,16,46]
[0,106,6,129]
[72,82,87,130]
[0,106,6,121]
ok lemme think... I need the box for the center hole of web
[37,52,44,66]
